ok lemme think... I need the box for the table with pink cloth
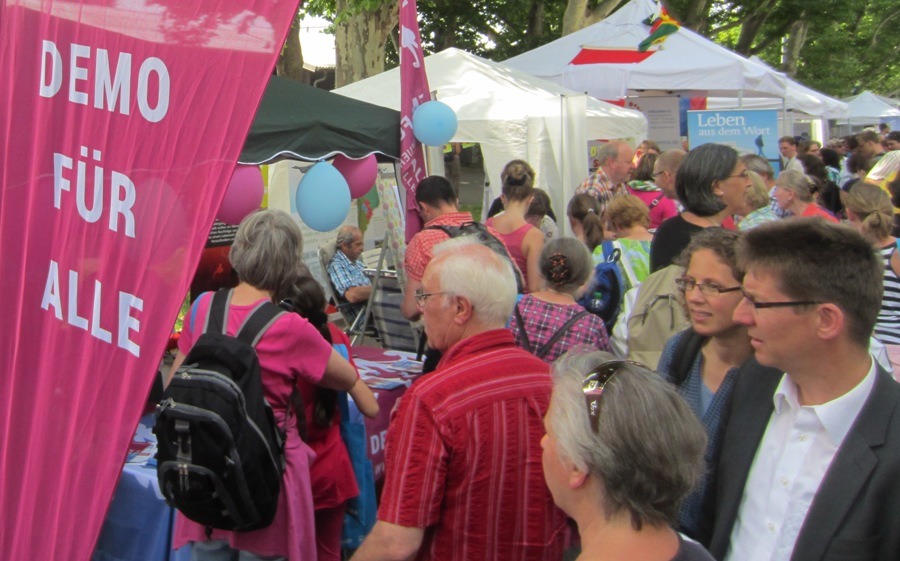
[350,346,422,481]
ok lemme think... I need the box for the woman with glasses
[772,169,839,222]
[542,351,713,561]
[508,237,610,363]
[656,228,752,539]
[650,143,751,272]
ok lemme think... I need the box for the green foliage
[306,0,898,98]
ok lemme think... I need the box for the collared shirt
[327,249,370,298]
[403,212,475,282]
[575,167,622,211]
[378,329,567,561]
[738,206,779,231]
[726,358,877,561]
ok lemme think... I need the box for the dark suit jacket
[700,358,900,561]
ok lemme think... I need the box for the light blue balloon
[413,100,458,146]
[295,162,351,232]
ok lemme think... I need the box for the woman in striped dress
[845,182,900,378]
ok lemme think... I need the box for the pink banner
[0,2,300,559]
[399,0,430,241]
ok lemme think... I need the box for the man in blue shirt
[327,226,371,320]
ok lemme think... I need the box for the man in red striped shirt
[351,238,567,561]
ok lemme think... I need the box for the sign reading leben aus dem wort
[687,109,780,163]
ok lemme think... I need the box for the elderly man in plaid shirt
[575,140,634,212]
[327,225,371,320]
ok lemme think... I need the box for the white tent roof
[840,91,900,125]
[503,0,786,100]
[334,47,647,227]
[707,57,848,119]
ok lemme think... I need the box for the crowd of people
[168,125,900,561]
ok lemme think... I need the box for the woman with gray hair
[509,237,610,363]
[542,351,713,560]
[772,169,839,222]
[650,143,751,272]
[168,209,361,561]
[736,170,779,230]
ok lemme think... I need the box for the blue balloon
[295,162,351,232]
[413,100,458,146]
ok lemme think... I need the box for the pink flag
[0,2,300,559]
[399,0,431,241]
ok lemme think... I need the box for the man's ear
[452,294,475,324]
[816,303,845,341]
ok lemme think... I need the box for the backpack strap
[671,327,708,387]
[611,240,639,289]
[236,300,285,347]
[534,310,589,360]
[513,304,533,354]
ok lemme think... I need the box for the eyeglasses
[725,170,749,180]
[675,277,742,296]
[652,170,670,181]
[582,360,645,433]
[413,289,447,308]
[740,289,821,310]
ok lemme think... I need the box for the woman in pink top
[486,160,545,292]
[626,152,678,230]
[773,169,839,223]
[166,209,375,561]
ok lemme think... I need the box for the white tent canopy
[334,47,647,227]
[707,57,848,120]
[841,91,900,126]
[503,0,787,101]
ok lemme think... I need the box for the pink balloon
[217,165,264,225]
[332,154,378,199]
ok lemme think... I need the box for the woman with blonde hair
[567,193,606,253]
[736,170,779,230]
[845,182,900,376]
[487,160,545,292]
[772,169,838,222]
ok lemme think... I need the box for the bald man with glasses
[699,218,900,561]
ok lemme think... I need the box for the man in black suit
[700,218,900,561]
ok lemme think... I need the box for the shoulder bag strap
[535,310,590,360]
[671,327,708,386]
[513,304,533,354]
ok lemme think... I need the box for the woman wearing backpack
[486,160,545,292]
[278,271,379,561]
[656,228,752,540]
[167,209,365,561]
[508,237,610,363]
[566,193,607,253]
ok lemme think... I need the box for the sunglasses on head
[582,360,646,433]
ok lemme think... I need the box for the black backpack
[155,289,287,532]
[426,221,525,292]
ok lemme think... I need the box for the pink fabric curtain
[0,2,300,558]
[399,0,431,241]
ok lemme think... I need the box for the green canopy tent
[239,75,401,165]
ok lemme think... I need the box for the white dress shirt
[725,358,877,561]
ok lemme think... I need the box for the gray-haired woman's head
[539,237,593,294]
[676,144,737,216]
[547,350,706,530]
[230,209,304,295]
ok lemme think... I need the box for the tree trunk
[334,0,398,87]
[682,0,710,33]
[782,18,808,77]
[276,12,305,82]
[527,0,545,48]
[562,0,622,36]
[734,12,768,56]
